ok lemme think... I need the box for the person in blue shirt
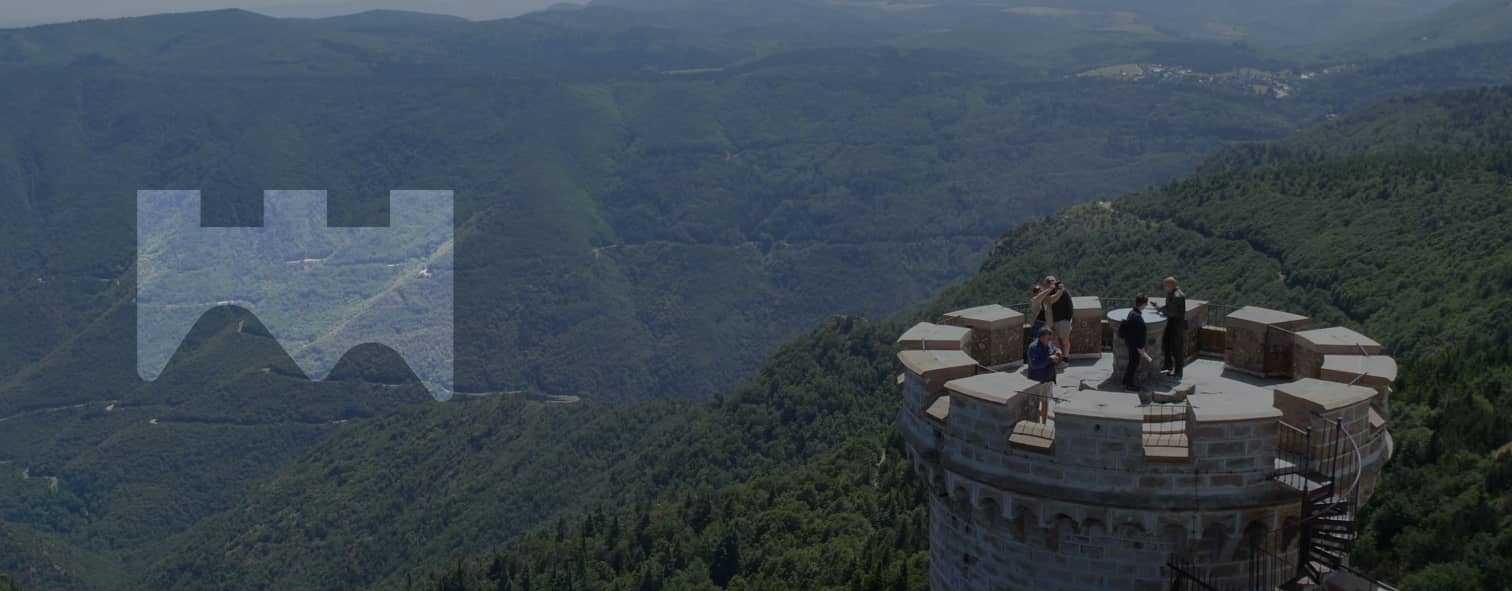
[1026,327,1062,422]
[1027,327,1063,383]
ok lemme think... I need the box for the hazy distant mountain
[258,0,578,20]
[0,0,575,28]
[1324,0,1512,58]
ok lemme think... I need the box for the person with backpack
[1119,293,1150,391]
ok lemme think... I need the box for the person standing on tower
[1026,327,1062,421]
[1045,276,1074,362]
[1160,276,1187,379]
[1120,293,1150,391]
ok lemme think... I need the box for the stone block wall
[1188,418,1282,489]
[898,322,972,351]
[938,401,1291,509]
[945,390,1035,452]
[1224,308,1311,378]
[1292,328,1384,380]
[943,305,1026,368]
[1070,296,1104,358]
[1049,412,1146,470]
[924,477,1300,591]
[1199,326,1226,355]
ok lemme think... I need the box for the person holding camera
[1042,276,1073,362]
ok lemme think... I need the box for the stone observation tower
[896,299,1397,590]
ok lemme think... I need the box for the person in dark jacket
[1160,276,1187,378]
[1027,327,1063,383]
[1026,327,1062,421]
[1119,293,1150,391]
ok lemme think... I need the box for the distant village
[1075,62,1353,100]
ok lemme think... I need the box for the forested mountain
[0,7,1304,414]
[415,84,1512,591]
[3,3,1512,591]
[1324,0,1512,59]
[122,317,901,590]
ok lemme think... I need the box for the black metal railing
[1166,561,1220,591]
[1169,415,1367,591]
[1274,421,1313,477]
[1248,543,1297,591]
[1142,400,1193,448]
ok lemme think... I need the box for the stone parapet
[1319,354,1397,392]
[898,322,972,351]
[1199,326,1226,356]
[1224,306,1311,378]
[1069,296,1103,358]
[898,350,978,410]
[943,304,1026,368]
[1292,327,1383,379]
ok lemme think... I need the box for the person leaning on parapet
[1119,293,1149,392]
[1043,276,1073,363]
[1159,276,1187,379]
[1026,327,1063,420]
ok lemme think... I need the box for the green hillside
[418,84,1512,591]
[134,317,903,590]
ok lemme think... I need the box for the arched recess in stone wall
[1161,523,1189,559]
[952,485,972,515]
[1234,520,1270,561]
[1047,514,1078,551]
[1202,522,1231,563]
[978,496,1002,526]
[1082,518,1108,539]
[1053,514,1080,536]
[1010,506,1031,542]
[1115,520,1146,539]
[1281,516,1301,553]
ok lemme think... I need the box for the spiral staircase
[1166,416,1395,591]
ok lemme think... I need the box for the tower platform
[898,298,1396,591]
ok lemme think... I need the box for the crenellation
[1293,327,1383,379]
[943,304,1026,368]
[1224,306,1312,378]
[898,322,973,351]
[1070,296,1105,359]
[899,296,1394,590]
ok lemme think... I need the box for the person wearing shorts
[1044,276,1073,360]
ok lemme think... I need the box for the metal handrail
[1166,560,1220,591]
[1303,413,1364,515]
